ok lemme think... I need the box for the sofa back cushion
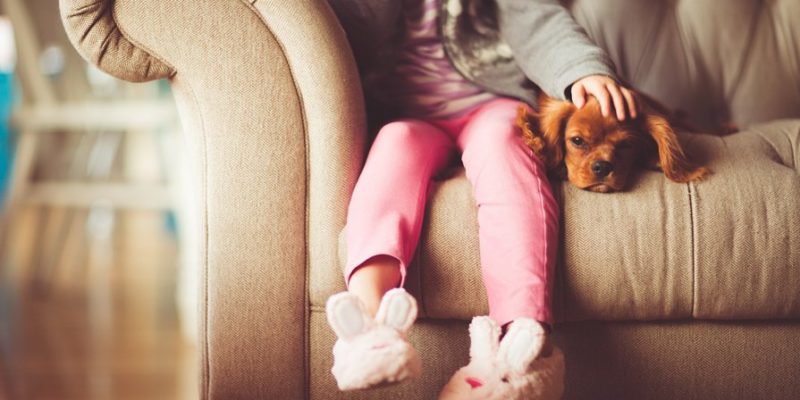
[569,0,800,130]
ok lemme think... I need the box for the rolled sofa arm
[60,0,366,398]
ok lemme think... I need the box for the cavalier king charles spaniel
[517,96,708,193]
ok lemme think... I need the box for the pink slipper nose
[465,377,483,389]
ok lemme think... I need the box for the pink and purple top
[381,0,497,120]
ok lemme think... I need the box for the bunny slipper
[326,288,422,391]
[438,316,564,400]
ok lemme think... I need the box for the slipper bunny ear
[497,318,546,375]
[375,288,418,333]
[326,292,373,341]
[468,316,501,363]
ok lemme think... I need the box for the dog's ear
[517,97,575,171]
[643,113,708,183]
[538,97,575,170]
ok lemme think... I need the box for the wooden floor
[0,207,197,400]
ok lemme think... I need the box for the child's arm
[497,0,637,120]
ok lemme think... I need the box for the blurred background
[0,1,198,399]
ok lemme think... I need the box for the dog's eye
[570,137,586,147]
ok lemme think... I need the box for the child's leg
[345,120,454,315]
[455,98,559,327]
[348,255,401,317]
[438,98,563,398]
[327,120,453,391]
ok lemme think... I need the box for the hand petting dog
[570,75,638,121]
[518,82,708,193]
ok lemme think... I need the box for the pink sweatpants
[344,98,559,326]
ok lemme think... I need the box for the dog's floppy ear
[537,97,576,170]
[644,114,708,183]
[516,96,575,171]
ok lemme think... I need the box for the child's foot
[438,317,564,400]
[326,288,422,391]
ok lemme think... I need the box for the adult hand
[571,75,638,121]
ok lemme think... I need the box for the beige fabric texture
[59,0,800,398]
[311,312,800,400]
[59,0,175,82]
[692,120,800,319]
[250,0,367,316]
[334,123,800,322]
[60,0,351,398]
[570,0,800,131]
[124,2,310,398]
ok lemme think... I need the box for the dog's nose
[591,161,613,178]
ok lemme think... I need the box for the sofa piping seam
[242,2,312,399]
[688,181,697,319]
[176,80,209,399]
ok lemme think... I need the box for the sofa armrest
[60,0,366,398]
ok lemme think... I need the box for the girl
[324,0,637,395]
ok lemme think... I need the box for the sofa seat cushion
[328,120,800,322]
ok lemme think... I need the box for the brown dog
[517,96,708,193]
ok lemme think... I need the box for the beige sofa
[59,0,800,399]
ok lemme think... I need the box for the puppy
[517,96,708,193]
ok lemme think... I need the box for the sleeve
[497,0,618,100]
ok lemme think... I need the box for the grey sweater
[327,0,617,113]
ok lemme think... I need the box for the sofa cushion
[569,0,800,132]
[328,120,800,322]
[692,121,800,319]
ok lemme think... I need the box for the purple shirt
[380,0,497,120]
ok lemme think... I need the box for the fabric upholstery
[332,122,800,322]
[62,0,362,398]
[312,312,800,400]
[555,320,800,400]
[570,0,800,131]
[60,0,175,82]
[692,120,800,319]
[120,1,310,398]
[59,0,800,398]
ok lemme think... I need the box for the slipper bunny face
[326,290,422,390]
[439,317,565,400]
[327,289,417,342]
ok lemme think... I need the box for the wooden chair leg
[3,129,37,212]
[0,129,38,271]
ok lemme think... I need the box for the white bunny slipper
[438,316,564,400]
[326,288,422,391]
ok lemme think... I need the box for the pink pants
[344,98,559,326]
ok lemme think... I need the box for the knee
[469,125,527,158]
[464,102,528,154]
[373,120,449,155]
